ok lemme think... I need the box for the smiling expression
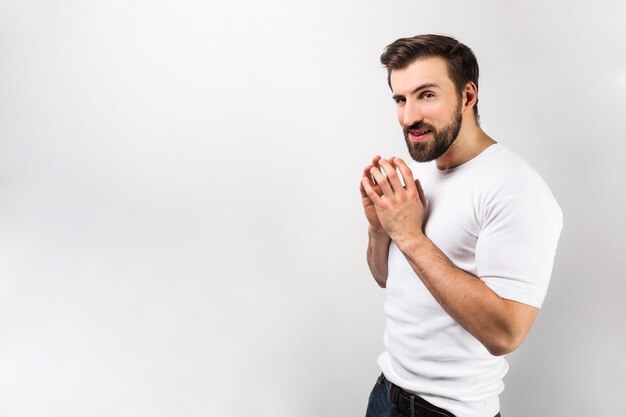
[391,56,464,162]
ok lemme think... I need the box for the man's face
[390,56,463,162]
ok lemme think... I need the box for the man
[360,35,562,417]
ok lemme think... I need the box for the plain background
[1,0,625,416]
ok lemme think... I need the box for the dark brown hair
[380,34,480,119]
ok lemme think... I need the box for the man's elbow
[368,266,387,288]
[485,333,525,356]
[485,301,538,356]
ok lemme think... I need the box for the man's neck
[435,121,496,171]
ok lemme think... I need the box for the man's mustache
[403,122,436,134]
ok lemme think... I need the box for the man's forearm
[394,233,537,356]
[367,227,391,288]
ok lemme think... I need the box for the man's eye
[394,98,406,105]
[422,92,435,99]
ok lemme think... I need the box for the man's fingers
[361,177,383,205]
[378,159,404,193]
[360,180,368,199]
[362,163,373,180]
[360,180,382,197]
[361,156,386,200]
[415,178,426,206]
[393,157,417,193]
[362,155,382,183]
[370,166,394,196]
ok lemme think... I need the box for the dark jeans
[365,374,501,417]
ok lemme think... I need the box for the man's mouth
[408,129,432,143]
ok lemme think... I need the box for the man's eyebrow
[392,83,440,100]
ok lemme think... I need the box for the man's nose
[403,101,423,127]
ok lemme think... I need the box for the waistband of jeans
[379,373,456,417]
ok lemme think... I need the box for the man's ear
[462,81,478,113]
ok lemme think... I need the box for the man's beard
[403,102,463,163]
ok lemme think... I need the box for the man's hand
[361,157,427,244]
[360,155,387,235]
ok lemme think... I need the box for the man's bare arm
[366,227,391,288]
[360,156,391,287]
[395,233,538,355]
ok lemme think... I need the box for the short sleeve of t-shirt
[475,170,563,308]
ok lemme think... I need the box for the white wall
[0,0,624,416]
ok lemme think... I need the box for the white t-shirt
[377,143,563,417]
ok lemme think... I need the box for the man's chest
[386,179,485,306]
[428,181,482,256]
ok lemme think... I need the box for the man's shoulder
[475,145,562,223]
[471,144,551,197]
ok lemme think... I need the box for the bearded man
[361,34,563,417]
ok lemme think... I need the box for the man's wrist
[368,226,390,241]
[392,231,430,254]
